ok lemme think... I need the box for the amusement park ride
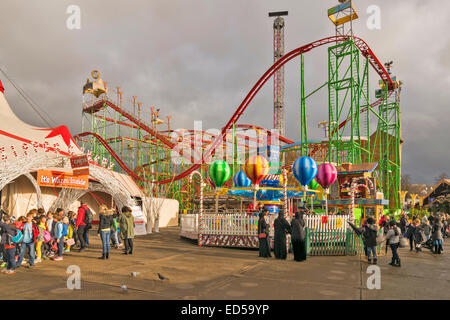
[74,0,403,227]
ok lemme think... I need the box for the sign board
[37,170,88,190]
[73,167,89,176]
[71,155,89,176]
[70,155,89,169]
[130,206,147,236]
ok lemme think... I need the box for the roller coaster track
[77,35,393,184]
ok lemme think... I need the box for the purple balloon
[316,163,337,189]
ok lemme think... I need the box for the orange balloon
[244,155,269,185]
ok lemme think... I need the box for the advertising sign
[130,206,147,236]
[37,170,89,190]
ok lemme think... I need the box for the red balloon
[316,163,337,189]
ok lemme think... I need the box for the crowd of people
[0,202,136,275]
[257,206,308,262]
[357,212,448,268]
[257,204,448,267]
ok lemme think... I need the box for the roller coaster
[75,13,402,211]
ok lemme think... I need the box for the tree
[401,174,412,193]
[435,173,448,184]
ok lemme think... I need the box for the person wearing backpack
[53,215,68,261]
[0,215,18,274]
[16,213,38,269]
[76,201,92,252]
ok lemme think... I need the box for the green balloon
[208,160,231,188]
[308,178,319,190]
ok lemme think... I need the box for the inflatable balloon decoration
[308,178,320,211]
[315,163,337,214]
[244,155,270,209]
[208,160,231,214]
[292,157,318,204]
[308,179,319,190]
[233,171,252,188]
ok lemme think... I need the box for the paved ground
[1,227,448,300]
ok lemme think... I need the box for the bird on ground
[157,273,169,280]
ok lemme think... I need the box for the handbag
[43,230,52,243]
[376,234,386,245]
[258,233,267,239]
[65,238,75,246]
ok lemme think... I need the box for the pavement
[1,227,449,300]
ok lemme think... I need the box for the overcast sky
[0,0,449,184]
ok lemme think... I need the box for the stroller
[43,236,58,258]
[423,237,433,251]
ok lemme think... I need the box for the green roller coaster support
[327,39,367,165]
[300,54,308,156]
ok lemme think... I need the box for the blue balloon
[292,157,318,187]
[233,171,252,187]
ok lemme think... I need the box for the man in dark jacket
[363,217,379,264]
[76,201,90,251]
[273,210,291,260]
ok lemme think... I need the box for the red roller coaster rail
[77,35,393,184]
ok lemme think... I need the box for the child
[35,215,47,263]
[14,216,26,265]
[0,215,18,274]
[17,213,38,268]
[66,211,77,252]
[111,212,121,249]
[53,215,68,261]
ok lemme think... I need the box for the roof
[0,83,83,157]
[110,170,146,198]
[423,179,450,202]
[337,162,378,175]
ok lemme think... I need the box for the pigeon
[157,273,169,280]
[121,284,128,293]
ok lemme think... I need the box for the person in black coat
[405,221,416,251]
[257,209,271,258]
[273,210,291,260]
[291,211,307,261]
[399,215,408,236]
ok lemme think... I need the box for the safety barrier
[305,227,385,256]
[180,213,384,255]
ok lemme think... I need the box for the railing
[180,213,386,255]
[181,213,350,238]
[305,227,385,256]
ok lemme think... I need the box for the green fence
[305,228,384,256]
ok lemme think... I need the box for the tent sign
[37,170,88,190]
[70,155,89,169]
